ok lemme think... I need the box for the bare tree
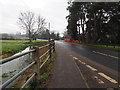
[18,11,46,42]
[32,15,46,40]
[18,11,35,42]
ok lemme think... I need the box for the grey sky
[0,0,69,36]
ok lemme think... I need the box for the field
[0,40,47,58]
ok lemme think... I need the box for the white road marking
[93,51,119,59]
[79,60,82,63]
[98,72,118,84]
[73,57,78,60]
[86,65,97,71]
[81,62,86,65]
[78,60,86,65]
[93,76,104,84]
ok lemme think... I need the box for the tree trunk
[78,26,80,43]
[30,39,32,43]
[93,13,97,43]
[29,30,32,43]
[87,21,91,43]
[81,18,84,42]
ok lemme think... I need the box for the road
[57,41,119,72]
[48,41,119,88]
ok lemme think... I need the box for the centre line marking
[93,51,119,59]
[93,76,104,84]
[98,72,118,84]
[73,57,78,60]
[86,65,97,71]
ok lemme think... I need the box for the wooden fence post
[32,46,40,85]
[53,40,55,52]
[49,40,51,63]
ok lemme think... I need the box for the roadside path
[47,44,88,88]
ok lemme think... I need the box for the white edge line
[93,51,119,59]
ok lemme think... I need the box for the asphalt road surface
[47,41,119,88]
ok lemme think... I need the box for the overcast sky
[0,0,69,36]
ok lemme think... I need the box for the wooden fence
[0,40,55,89]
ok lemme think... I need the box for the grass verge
[0,40,47,59]
[78,42,120,51]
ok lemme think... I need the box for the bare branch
[18,11,35,42]
[18,11,46,41]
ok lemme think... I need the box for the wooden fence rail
[0,40,55,89]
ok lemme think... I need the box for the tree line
[37,29,60,40]
[66,2,120,46]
